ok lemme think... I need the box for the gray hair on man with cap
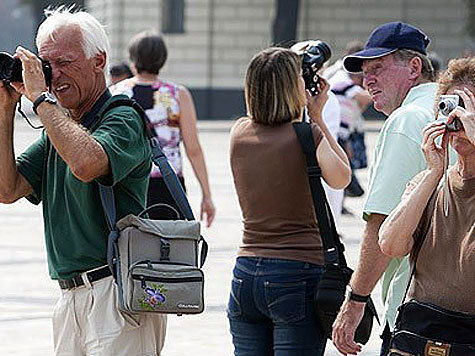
[331,22,446,356]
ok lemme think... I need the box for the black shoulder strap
[99,97,194,220]
[401,181,443,302]
[292,122,347,266]
[101,98,155,139]
[331,83,357,97]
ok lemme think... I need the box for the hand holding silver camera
[438,95,463,132]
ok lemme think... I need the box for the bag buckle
[323,247,339,264]
[160,238,170,261]
[425,341,451,356]
[307,166,321,178]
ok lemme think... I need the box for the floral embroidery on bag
[139,283,167,311]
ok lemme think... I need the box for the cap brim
[343,47,397,73]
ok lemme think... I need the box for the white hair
[36,5,110,71]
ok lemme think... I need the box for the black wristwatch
[33,91,57,115]
[345,285,370,303]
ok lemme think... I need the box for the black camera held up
[291,40,331,96]
[0,52,52,89]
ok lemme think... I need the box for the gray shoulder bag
[98,98,208,315]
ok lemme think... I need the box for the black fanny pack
[387,183,475,356]
[389,300,475,356]
[293,122,378,344]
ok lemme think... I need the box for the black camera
[291,40,331,95]
[0,52,52,88]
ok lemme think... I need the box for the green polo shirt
[16,92,152,280]
[363,82,456,330]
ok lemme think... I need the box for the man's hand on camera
[10,46,47,103]
[453,88,475,146]
[306,77,329,124]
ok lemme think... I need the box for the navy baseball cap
[343,22,430,73]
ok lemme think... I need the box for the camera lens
[309,41,331,65]
[0,52,15,82]
[0,52,23,83]
[439,101,448,112]
[438,100,456,116]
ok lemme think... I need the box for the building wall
[87,0,473,119]
[0,0,35,53]
[298,0,472,66]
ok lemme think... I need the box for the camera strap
[401,179,444,304]
[16,100,44,129]
[12,73,53,130]
[292,122,346,267]
[443,137,450,216]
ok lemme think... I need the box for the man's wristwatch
[345,285,370,303]
[33,91,57,115]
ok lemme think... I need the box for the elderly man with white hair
[0,7,166,356]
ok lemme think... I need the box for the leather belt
[58,265,112,290]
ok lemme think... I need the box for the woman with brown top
[227,47,351,355]
[379,57,475,350]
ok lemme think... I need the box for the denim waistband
[235,256,323,276]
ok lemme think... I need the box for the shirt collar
[81,90,112,129]
[450,166,475,198]
[401,82,438,107]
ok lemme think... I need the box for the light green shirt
[363,82,456,330]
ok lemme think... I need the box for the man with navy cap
[332,22,440,355]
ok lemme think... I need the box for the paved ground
[0,117,385,355]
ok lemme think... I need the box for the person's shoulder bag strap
[292,122,346,266]
[294,122,381,331]
[97,98,208,274]
[331,83,357,97]
[400,181,444,304]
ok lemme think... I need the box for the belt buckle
[160,238,170,261]
[74,276,84,289]
[59,276,79,290]
[68,276,82,289]
[425,341,450,356]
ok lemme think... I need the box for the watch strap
[349,291,370,303]
[33,92,55,115]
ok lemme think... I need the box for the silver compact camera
[438,95,463,132]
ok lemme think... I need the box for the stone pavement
[0,118,385,355]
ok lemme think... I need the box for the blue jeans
[227,257,326,356]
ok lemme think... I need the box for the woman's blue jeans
[227,257,327,356]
